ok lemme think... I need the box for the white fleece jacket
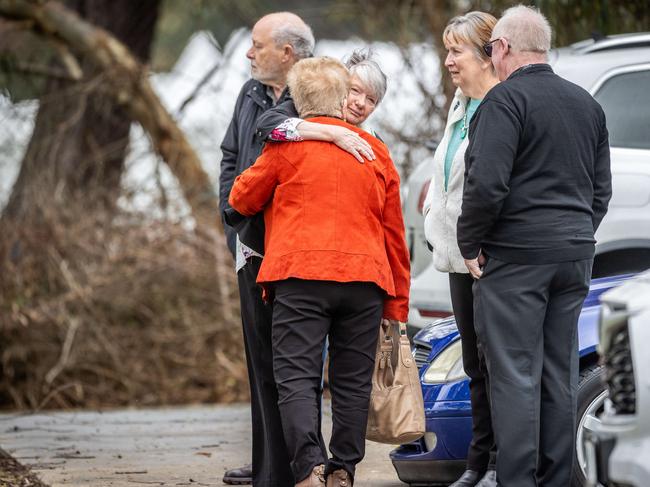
[423,89,471,274]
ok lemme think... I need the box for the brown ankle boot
[295,464,325,487]
[326,469,351,487]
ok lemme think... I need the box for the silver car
[404,32,650,332]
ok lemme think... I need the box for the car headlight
[598,301,630,355]
[422,339,467,384]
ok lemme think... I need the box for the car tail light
[417,179,431,215]
[417,308,452,319]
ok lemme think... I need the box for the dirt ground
[0,448,49,487]
[0,403,405,487]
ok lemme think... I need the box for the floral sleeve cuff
[269,118,304,141]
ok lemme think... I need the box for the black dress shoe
[475,469,497,487]
[448,469,481,487]
[223,463,253,485]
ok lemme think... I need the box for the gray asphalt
[0,403,407,486]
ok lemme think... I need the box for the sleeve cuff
[382,299,408,323]
[459,244,481,260]
[223,207,247,231]
[269,118,304,141]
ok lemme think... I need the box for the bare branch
[45,318,80,384]
[0,0,221,236]
[0,59,77,80]
[175,29,247,117]
[0,17,34,33]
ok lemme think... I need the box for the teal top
[444,98,481,192]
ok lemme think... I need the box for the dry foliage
[0,203,247,411]
[0,448,49,487]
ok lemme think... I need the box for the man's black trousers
[473,257,592,487]
[449,273,496,473]
[237,257,294,487]
[271,279,384,483]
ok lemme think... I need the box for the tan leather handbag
[366,320,425,444]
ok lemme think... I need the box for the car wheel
[572,365,606,486]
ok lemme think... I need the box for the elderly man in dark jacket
[218,12,315,487]
[457,6,611,487]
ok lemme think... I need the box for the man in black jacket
[457,6,611,487]
[219,12,314,487]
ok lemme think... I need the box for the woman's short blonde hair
[443,11,497,62]
[287,57,350,118]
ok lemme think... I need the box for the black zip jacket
[219,79,291,257]
[457,64,612,264]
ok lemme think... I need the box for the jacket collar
[449,88,469,125]
[507,63,553,80]
[246,79,290,108]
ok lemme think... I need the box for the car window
[593,69,650,150]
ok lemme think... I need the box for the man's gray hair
[345,49,388,105]
[493,5,552,54]
[272,22,315,60]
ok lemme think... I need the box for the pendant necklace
[460,106,469,139]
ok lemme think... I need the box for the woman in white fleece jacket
[422,12,500,487]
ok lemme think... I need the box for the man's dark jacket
[219,79,291,257]
[457,64,612,264]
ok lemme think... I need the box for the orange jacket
[229,117,410,321]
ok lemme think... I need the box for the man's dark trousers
[237,256,294,487]
[473,257,592,487]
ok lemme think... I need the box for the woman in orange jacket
[229,56,410,487]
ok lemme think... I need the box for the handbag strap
[397,322,414,368]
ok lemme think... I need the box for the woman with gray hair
[229,56,410,487]
[421,11,499,487]
[255,49,387,162]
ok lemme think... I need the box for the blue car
[390,274,632,487]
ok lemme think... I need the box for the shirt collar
[265,85,279,105]
[507,63,553,80]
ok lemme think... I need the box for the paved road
[0,404,406,486]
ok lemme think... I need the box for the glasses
[483,38,510,57]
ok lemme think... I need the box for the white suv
[585,270,650,487]
[404,32,650,331]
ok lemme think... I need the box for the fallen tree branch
[0,0,221,235]
[0,0,236,321]
[44,318,80,384]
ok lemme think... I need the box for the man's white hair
[272,20,315,60]
[493,5,552,53]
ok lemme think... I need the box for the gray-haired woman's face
[343,74,378,126]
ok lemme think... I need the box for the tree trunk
[3,0,160,220]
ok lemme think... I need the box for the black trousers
[473,257,591,487]
[449,273,496,472]
[272,279,384,483]
[237,257,294,487]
